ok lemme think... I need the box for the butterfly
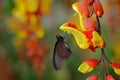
[53,35,72,70]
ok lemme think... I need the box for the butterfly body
[53,36,72,70]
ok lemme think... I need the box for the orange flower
[60,2,105,52]
[78,59,99,74]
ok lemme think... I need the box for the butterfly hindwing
[53,36,72,70]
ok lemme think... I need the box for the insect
[53,35,72,70]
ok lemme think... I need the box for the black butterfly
[53,35,72,70]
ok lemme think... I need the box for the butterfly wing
[53,40,72,70]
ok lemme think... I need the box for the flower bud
[78,1,90,16]
[78,59,99,74]
[110,62,120,75]
[86,0,94,5]
[93,0,104,17]
[106,75,115,80]
[86,74,98,80]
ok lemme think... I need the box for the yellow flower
[59,1,105,52]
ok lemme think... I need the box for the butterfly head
[56,35,64,40]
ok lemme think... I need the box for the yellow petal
[92,31,104,48]
[78,62,93,74]
[113,68,120,75]
[72,2,86,31]
[60,23,89,49]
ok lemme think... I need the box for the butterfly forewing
[53,36,72,70]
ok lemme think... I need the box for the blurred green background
[0,0,120,80]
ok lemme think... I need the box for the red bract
[86,74,98,80]
[106,75,115,80]
[93,0,104,17]
[86,59,100,67]
[78,0,90,16]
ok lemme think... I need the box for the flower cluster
[59,0,120,80]
[60,0,105,52]
[6,0,52,75]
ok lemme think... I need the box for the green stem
[101,49,111,64]
[101,49,110,75]
[96,16,101,35]
[97,64,103,76]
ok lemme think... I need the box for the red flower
[86,59,100,67]
[86,74,98,80]
[106,75,115,80]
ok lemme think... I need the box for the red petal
[106,75,115,80]
[82,30,93,44]
[93,0,104,17]
[78,1,90,16]
[86,59,99,67]
[67,22,77,29]
[89,45,97,52]
[110,62,120,69]
[83,17,95,31]
[86,75,98,80]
